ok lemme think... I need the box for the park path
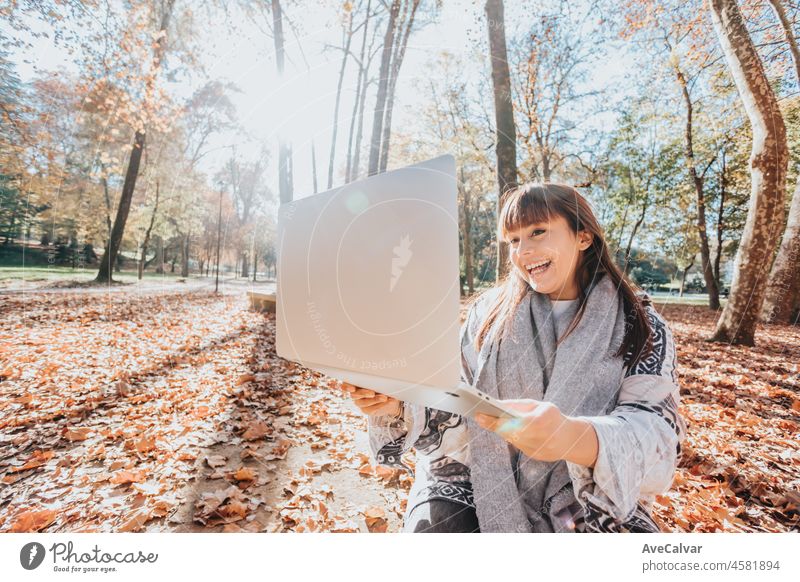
[0,282,411,533]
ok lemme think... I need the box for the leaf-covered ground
[652,303,799,532]
[0,288,797,533]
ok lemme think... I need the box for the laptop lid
[276,154,461,388]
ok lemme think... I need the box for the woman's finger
[360,401,386,413]
[357,396,389,409]
[501,399,539,412]
[348,388,372,399]
[352,388,377,399]
[361,400,391,414]
[475,412,501,432]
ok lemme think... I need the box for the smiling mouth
[525,260,552,276]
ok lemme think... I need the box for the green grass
[0,266,194,283]
[648,293,728,307]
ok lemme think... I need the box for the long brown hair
[469,182,653,370]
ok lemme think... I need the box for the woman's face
[505,213,593,300]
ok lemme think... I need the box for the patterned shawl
[464,273,627,533]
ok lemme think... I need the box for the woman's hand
[341,382,402,418]
[474,399,578,463]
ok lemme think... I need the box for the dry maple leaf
[119,507,153,532]
[64,427,92,441]
[220,500,249,521]
[10,509,57,532]
[237,374,256,385]
[8,450,54,473]
[261,438,292,461]
[242,420,272,440]
[364,506,388,533]
[110,469,146,485]
[205,455,227,468]
[134,436,157,454]
[233,466,257,481]
[374,466,399,483]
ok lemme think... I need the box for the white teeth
[525,260,551,271]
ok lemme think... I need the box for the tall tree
[367,0,400,176]
[346,0,381,182]
[761,0,800,323]
[670,50,723,309]
[707,0,788,345]
[377,0,421,174]
[272,0,294,204]
[96,0,177,283]
[485,0,518,282]
[618,0,737,309]
[327,3,355,189]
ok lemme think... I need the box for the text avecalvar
[642,544,702,554]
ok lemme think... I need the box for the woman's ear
[577,230,593,251]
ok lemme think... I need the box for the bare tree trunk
[485,0,518,283]
[367,0,400,177]
[95,1,175,283]
[96,130,145,283]
[761,178,800,322]
[351,62,372,181]
[680,257,695,297]
[708,0,788,345]
[328,12,354,189]
[139,179,160,280]
[674,63,721,309]
[461,166,475,295]
[713,150,727,285]
[623,199,647,276]
[761,0,800,323]
[252,232,258,282]
[311,137,318,193]
[273,0,294,203]
[101,174,113,237]
[541,146,551,182]
[346,0,371,183]
[181,228,190,278]
[379,0,420,174]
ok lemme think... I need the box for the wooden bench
[247,291,277,313]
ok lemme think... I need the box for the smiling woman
[360,182,687,534]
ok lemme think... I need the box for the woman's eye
[530,229,544,237]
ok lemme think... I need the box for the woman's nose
[519,239,536,257]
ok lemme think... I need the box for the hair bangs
[499,185,557,240]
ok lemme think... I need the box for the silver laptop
[276,154,522,419]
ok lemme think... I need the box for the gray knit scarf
[464,273,627,533]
